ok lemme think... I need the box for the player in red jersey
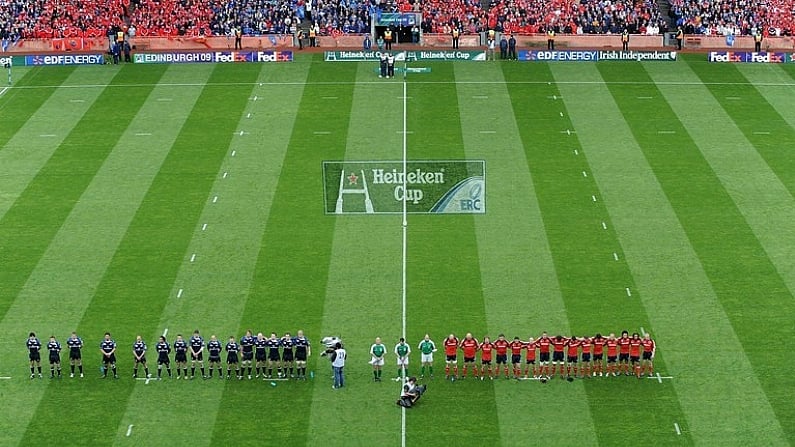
[493,334,510,378]
[550,335,568,379]
[629,332,643,377]
[523,337,537,379]
[536,332,552,378]
[578,336,592,378]
[640,333,656,377]
[617,330,631,376]
[509,337,524,379]
[591,334,606,377]
[443,334,459,380]
[565,336,580,379]
[479,336,494,380]
[459,333,479,379]
[605,333,619,376]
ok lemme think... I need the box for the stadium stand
[670,0,794,36]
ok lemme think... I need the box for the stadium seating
[670,0,794,36]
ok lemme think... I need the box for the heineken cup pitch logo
[323,160,486,214]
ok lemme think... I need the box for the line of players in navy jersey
[25,329,311,381]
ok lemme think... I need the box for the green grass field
[0,53,794,446]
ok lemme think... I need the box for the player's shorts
[445,355,457,363]
[619,353,629,362]
[209,355,221,363]
[539,352,550,363]
[134,355,147,364]
[295,351,307,362]
[268,351,281,362]
[481,359,492,365]
[495,354,507,364]
[552,351,564,362]
[102,353,116,364]
[49,353,60,364]
[255,351,266,362]
[29,352,41,362]
[371,356,385,366]
[525,358,535,364]
[191,352,203,361]
[581,353,591,362]
[175,352,187,363]
[158,355,170,365]
[69,350,82,360]
[607,355,617,363]
[282,351,294,362]
[227,353,239,364]
[463,356,475,363]
[397,356,409,366]
[642,352,652,360]
[567,356,577,363]
[420,353,433,363]
[511,354,521,364]
[630,355,640,363]
[593,353,603,361]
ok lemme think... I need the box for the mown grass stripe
[402,62,500,446]
[521,62,691,445]
[456,62,598,444]
[305,63,403,446]
[0,65,165,330]
[208,55,354,446]
[20,63,261,446]
[639,61,794,445]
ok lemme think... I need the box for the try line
[400,77,408,447]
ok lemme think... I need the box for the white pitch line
[313,131,331,135]
[657,130,676,134]
[626,287,632,297]
[246,113,251,118]
[0,87,8,96]
[157,98,172,102]
[472,95,489,99]
[231,150,236,157]
[126,425,134,437]
[39,134,57,137]
[674,423,681,435]
[163,328,168,338]
[252,95,258,101]
[396,96,412,99]
[190,254,196,263]
[559,112,564,117]
[201,223,207,231]
[212,196,218,203]
[546,95,560,99]
[637,96,653,99]
[321,96,338,100]
[396,130,414,134]
[753,131,770,135]
[640,326,646,336]
[592,195,597,202]
[0,376,12,379]
[223,172,228,179]
[135,133,152,136]
[725,96,741,100]
[479,130,496,134]
[177,288,183,298]
[582,171,587,177]
[400,78,408,447]
[69,99,85,103]
[602,222,607,230]
[238,130,245,136]
[574,149,578,155]
[613,252,619,261]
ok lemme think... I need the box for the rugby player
[47,335,62,379]
[443,333,459,380]
[99,332,118,379]
[155,336,172,379]
[293,330,310,380]
[281,332,295,378]
[240,330,255,379]
[629,332,642,378]
[189,329,206,379]
[225,335,241,379]
[370,337,387,382]
[66,332,84,378]
[460,333,479,379]
[173,334,189,379]
[132,335,150,379]
[207,335,223,379]
[550,335,567,379]
[565,336,580,379]
[640,333,656,377]
[617,330,631,376]
[394,337,411,381]
[493,334,510,379]
[579,335,593,378]
[266,332,281,379]
[417,334,436,379]
[536,332,552,379]
[27,332,43,379]
[605,333,619,376]
[479,336,494,380]
[592,333,606,377]
[523,337,537,379]
[254,332,268,378]
[509,336,524,379]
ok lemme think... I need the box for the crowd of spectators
[1,0,794,40]
[670,0,794,36]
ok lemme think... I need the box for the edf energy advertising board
[323,160,485,215]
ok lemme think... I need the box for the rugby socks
[133,367,138,378]
[70,365,75,374]
[201,367,206,377]
[191,367,196,377]
[183,368,188,378]
[79,365,83,374]
[50,366,55,378]
[444,365,450,378]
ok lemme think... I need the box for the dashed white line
[252,95,258,101]
[471,95,489,99]
[162,328,169,338]
[637,96,653,99]
[725,96,741,100]
[201,223,208,231]
[674,423,681,435]
[560,130,574,135]
[322,96,338,100]
[313,131,331,135]
[190,254,196,263]
[479,130,496,134]
[592,195,597,202]
[246,113,251,118]
[559,112,564,117]
[156,98,172,102]
[177,288,183,298]
[657,130,676,134]
[626,287,632,297]
[396,130,414,134]
[613,252,619,261]
[640,326,646,336]
[582,171,587,177]
[135,133,152,136]
[602,222,607,230]
[753,131,770,135]
[0,376,12,379]
[69,99,85,103]
[574,149,579,155]
[212,196,218,203]
[223,172,228,179]
[231,150,236,157]
[126,425,134,437]
[238,130,246,136]
[39,134,57,137]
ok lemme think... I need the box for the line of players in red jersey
[441,330,656,381]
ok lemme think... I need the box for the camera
[320,336,343,357]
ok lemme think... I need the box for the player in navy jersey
[173,334,189,379]
[266,333,282,379]
[99,332,118,379]
[293,330,310,380]
[66,332,84,378]
[240,330,255,379]
[225,336,241,379]
[155,336,172,379]
[27,332,43,379]
[281,332,295,378]
[47,335,62,378]
[254,333,268,378]
[189,329,206,379]
[207,335,223,379]
[132,335,150,379]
